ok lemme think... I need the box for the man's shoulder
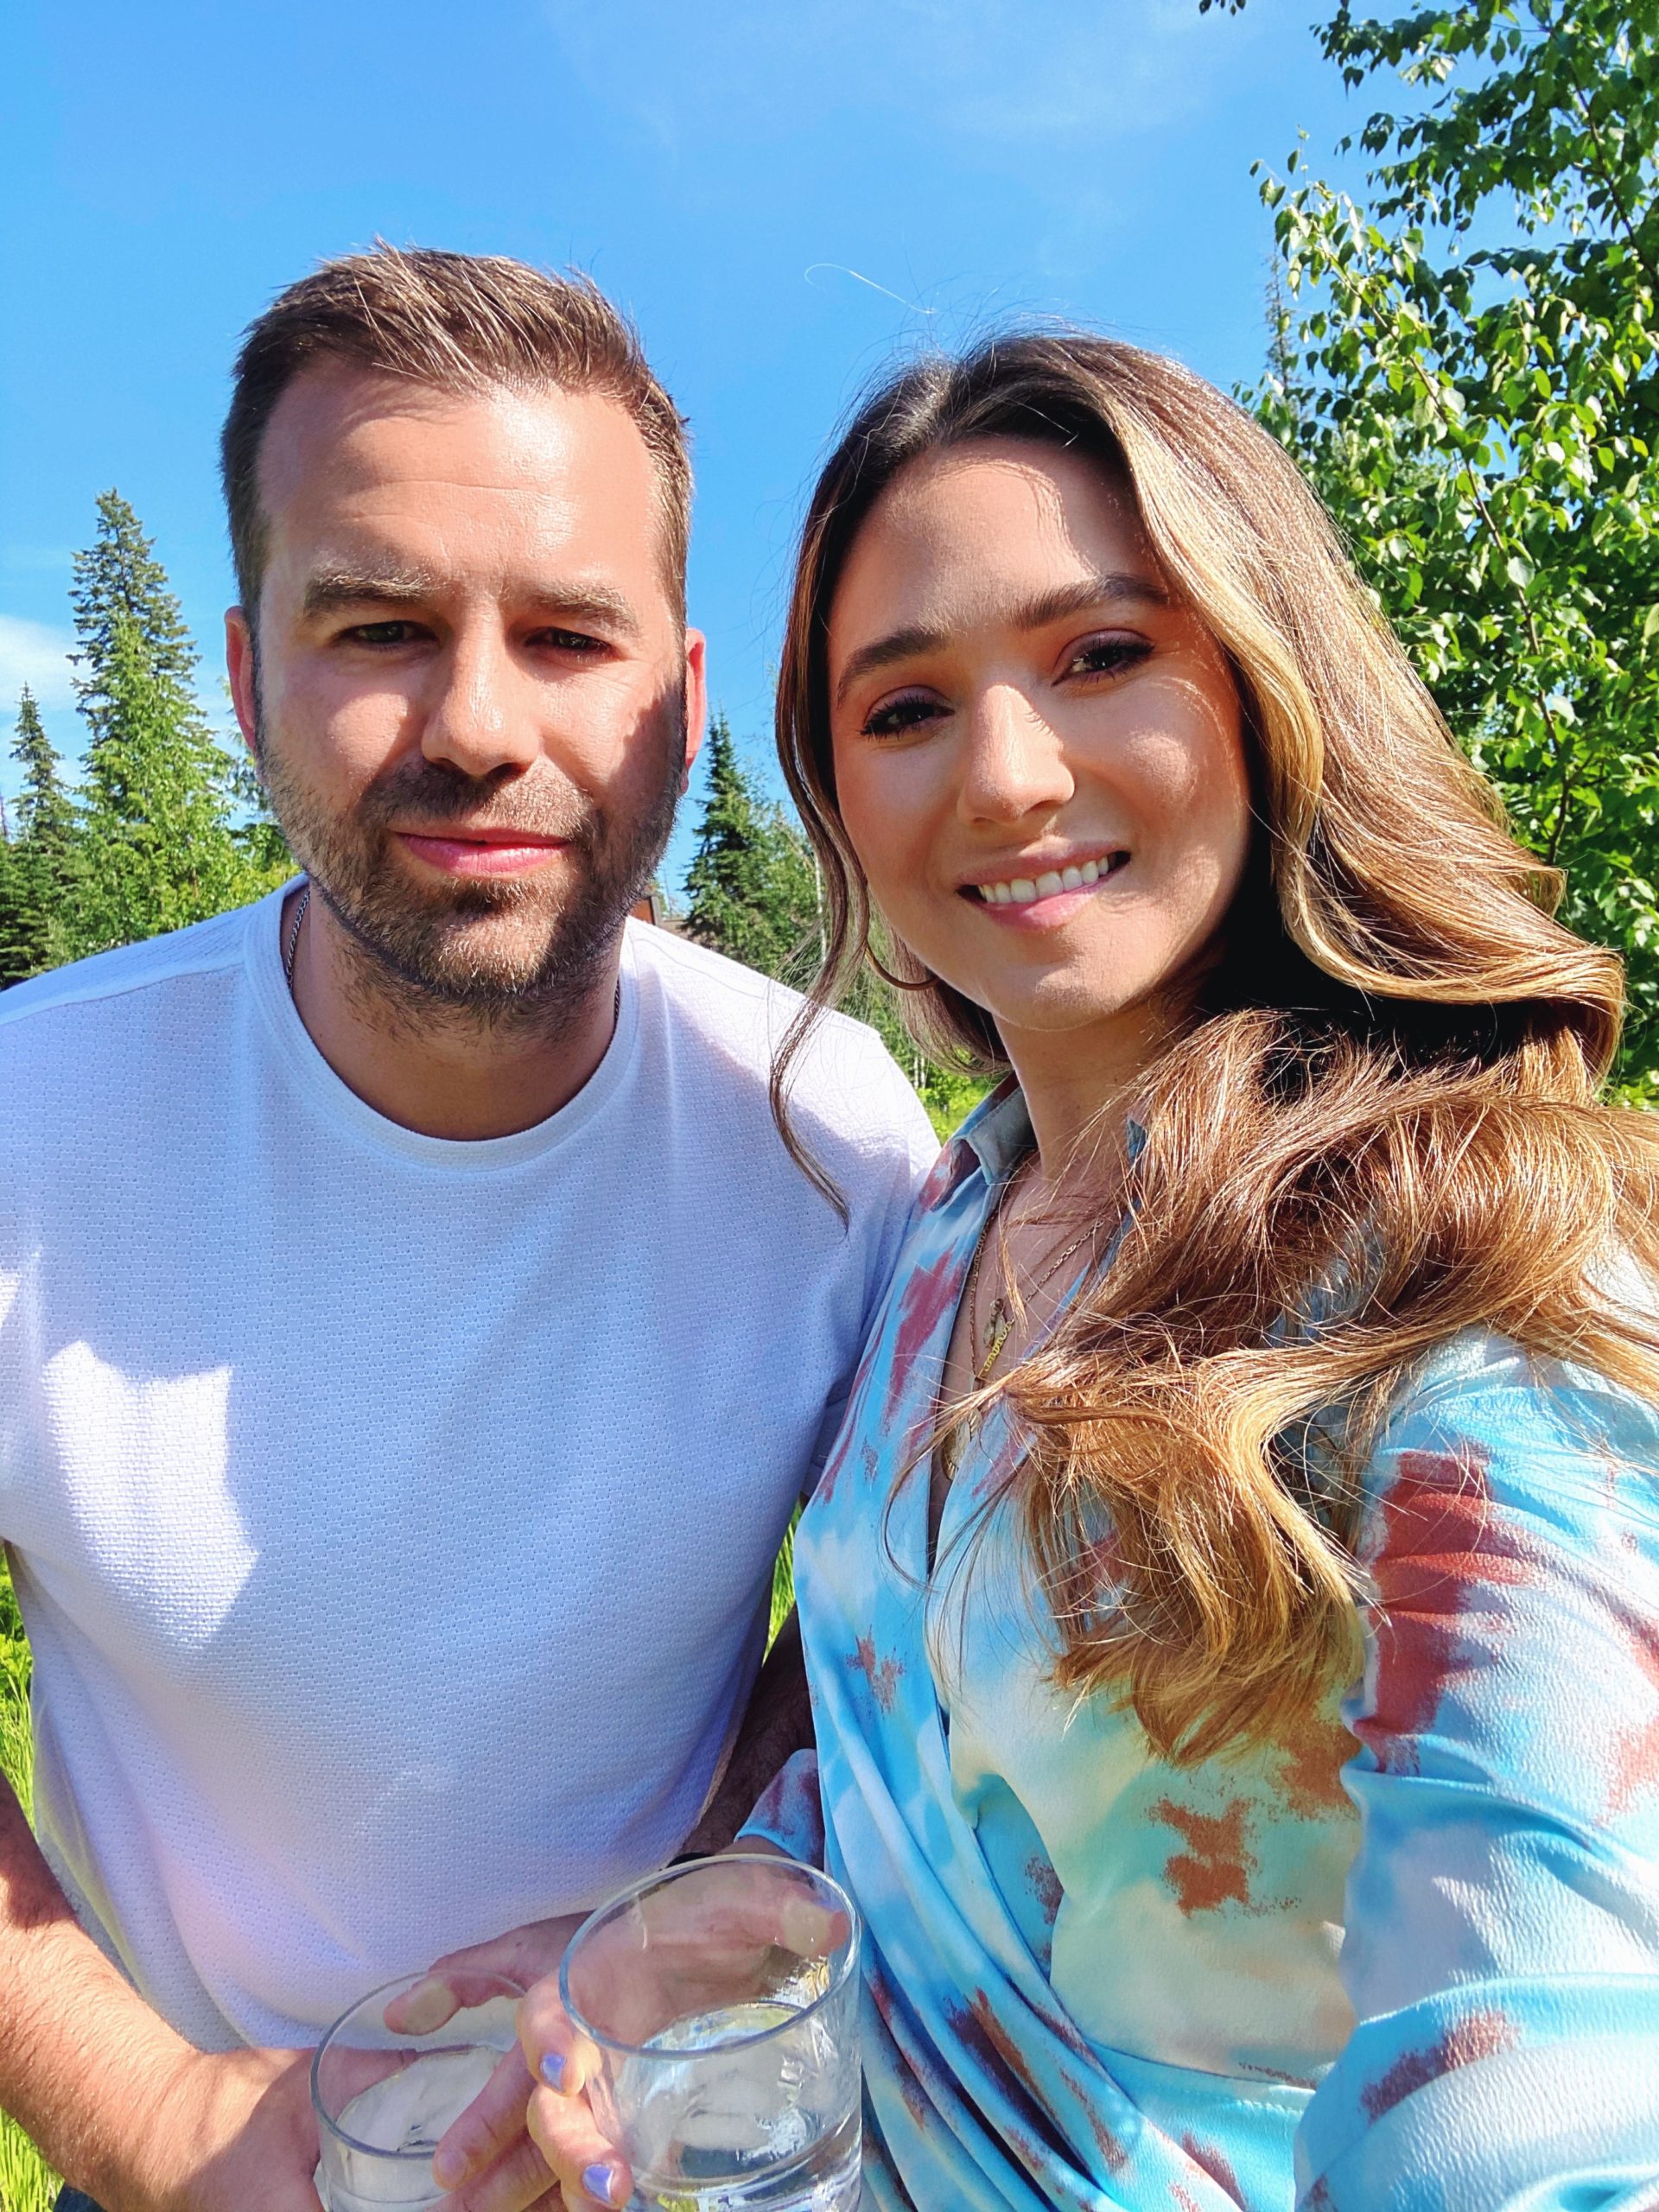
[631,921,874,1069]
[628,923,938,1173]
[0,901,263,1047]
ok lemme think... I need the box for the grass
[0,1561,60,2212]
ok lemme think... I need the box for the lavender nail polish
[582,2160,622,2207]
[539,2047,567,2091]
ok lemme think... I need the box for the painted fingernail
[582,2161,623,2206]
[539,2048,567,2090]
[431,2141,465,2188]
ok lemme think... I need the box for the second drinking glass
[560,1853,862,2212]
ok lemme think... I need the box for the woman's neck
[997,997,1174,1185]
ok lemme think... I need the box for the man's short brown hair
[222,243,690,622]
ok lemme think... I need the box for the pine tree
[67,493,270,956]
[683,715,820,982]
[75,611,248,951]
[0,689,78,982]
[0,810,24,990]
[71,491,207,747]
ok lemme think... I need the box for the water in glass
[613,1996,861,2211]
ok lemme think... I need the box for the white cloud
[0,614,77,712]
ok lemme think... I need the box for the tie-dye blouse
[742,1082,1659,2209]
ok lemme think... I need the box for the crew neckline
[245,880,640,1170]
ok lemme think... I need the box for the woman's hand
[519,1844,842,2212]
[520,1974,630,2211]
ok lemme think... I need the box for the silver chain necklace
[283,885,310,986]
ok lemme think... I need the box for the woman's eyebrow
[834,570,1170,706]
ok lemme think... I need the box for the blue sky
[1,0,1365,883]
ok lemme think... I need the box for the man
[0,246,935,2210]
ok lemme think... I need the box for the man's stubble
[252,687,685,1042]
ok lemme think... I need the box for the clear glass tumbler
[311,1968,523,2211]
[561,1853,862,2212]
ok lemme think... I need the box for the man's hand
[382,1916,585,2212]
[114,2045,321,2212]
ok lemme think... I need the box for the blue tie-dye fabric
[743,1084,1659,2209]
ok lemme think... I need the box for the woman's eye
[861,692,945,741]
[1066,636,1151,679]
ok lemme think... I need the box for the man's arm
[678,1611,813,1859]
[0,1775,322,2212]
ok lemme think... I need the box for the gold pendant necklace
[941,1160,1101,1484]
[976,1294,1012,1387]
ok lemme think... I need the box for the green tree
[683,714,822,981]
[66,493,283,957]
[74,611,253,952]
[0,818,24,991]
[0,690,78,982]
[71,491,208,745]
[682,714,983,1133]
[1209,0,1659,1095]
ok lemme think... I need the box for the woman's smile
[827,435,1250,1069]
[960,846,1131,921]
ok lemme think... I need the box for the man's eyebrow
[833,570,1170,707]
[299,565,642,638]
[300,563,443,617]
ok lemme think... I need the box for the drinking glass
[561,1853,862,2212]
[311,1968,524,2211]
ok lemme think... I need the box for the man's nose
[421,630,542,779]
[957,684,1075,825]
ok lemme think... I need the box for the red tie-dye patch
[1273,1700,1359,1821]
[917,1138,977,1211]
[1180,2135,1245,2206]
[849,1633,903,1713]
[1360,1445,1547,1772]
[1025,1852,1063,1926]
[886,1247,969,1419]
[1153,1796,1262,1915]
[1607,1591,1659,1817]
[941,1988,1076,2166]
[1360,2006,1516,2122]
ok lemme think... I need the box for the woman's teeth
[976,856,1117,906]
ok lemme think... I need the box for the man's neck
[282,885,622,1141]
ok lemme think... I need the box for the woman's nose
[957,685,1075,825]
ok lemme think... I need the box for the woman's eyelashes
[858,634,1152,741]
[861,690,947,741]
[1065,633,1153,681]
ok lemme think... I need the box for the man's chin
[327,893,618,1014]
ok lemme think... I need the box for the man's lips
[393,828,572,878]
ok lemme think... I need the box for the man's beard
[254,703,683,1034]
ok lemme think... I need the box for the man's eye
[861,693,945,741]
[345,620,423,646]
[530,628,606,655]
[1067,637,1151,679]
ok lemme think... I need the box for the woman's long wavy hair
[773,332,1659,1763]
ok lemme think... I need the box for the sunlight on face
[229,367,699,1010]
[826,438,1252,1071]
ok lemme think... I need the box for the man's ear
[225,609,259,760]
[681,628,708,792]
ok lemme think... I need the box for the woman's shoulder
[1356,1303,1659,1565]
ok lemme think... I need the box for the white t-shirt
[0,886,936,2050]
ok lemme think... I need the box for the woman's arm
[1297,1332,1659,2208]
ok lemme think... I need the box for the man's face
[226,365,703,1016]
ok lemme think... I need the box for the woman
[523,336,1659,2207]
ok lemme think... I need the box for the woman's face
[826,437,1252,1073]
